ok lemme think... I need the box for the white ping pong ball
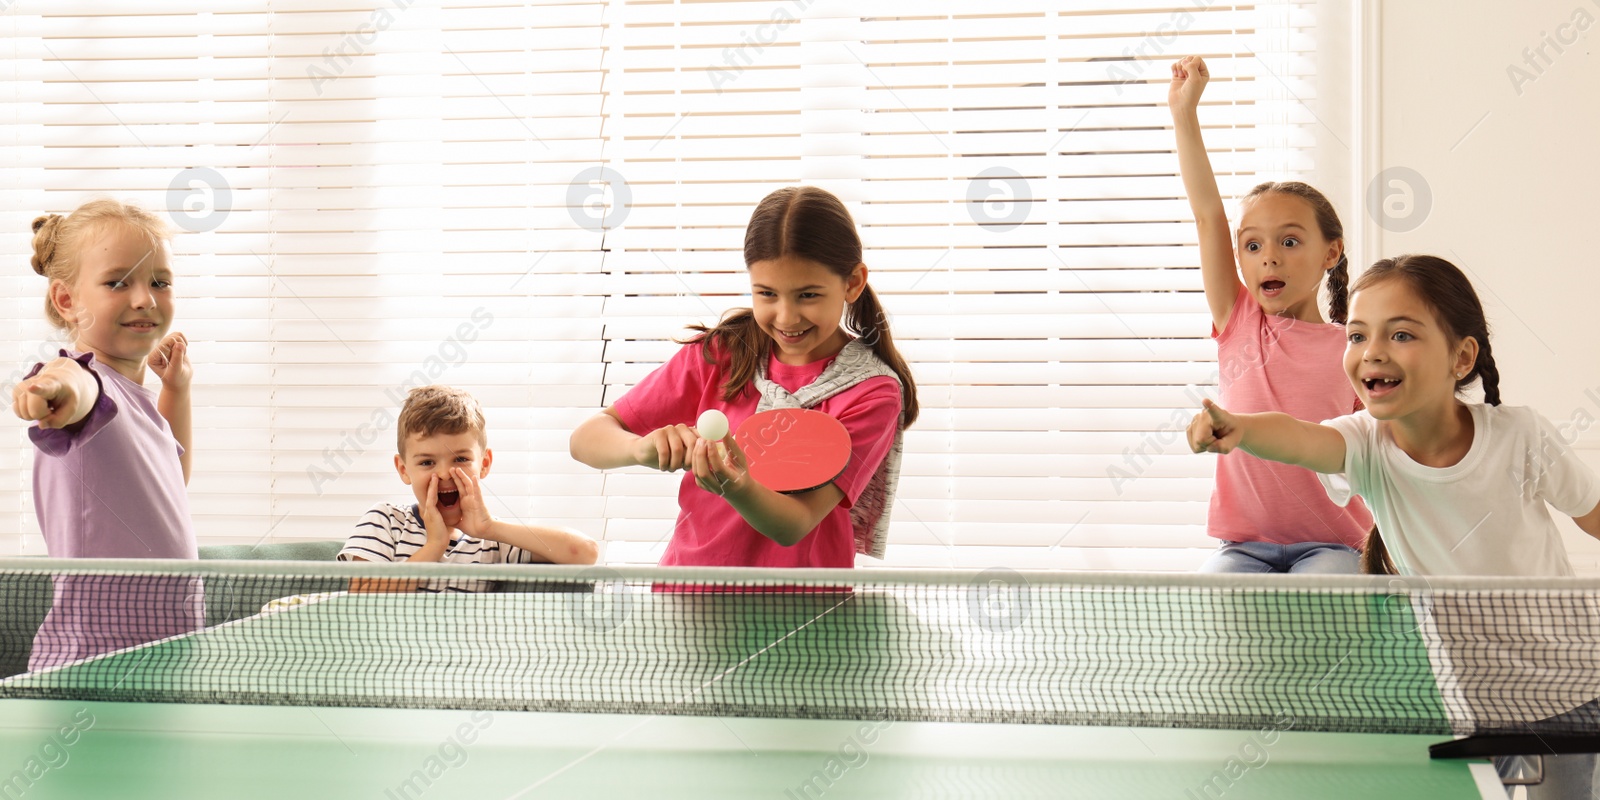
[696,409,729,442]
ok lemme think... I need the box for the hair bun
[30,214,63,276]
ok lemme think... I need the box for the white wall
[1374,0,1600,572]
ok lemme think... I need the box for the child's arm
[449,467,600,564]
[571,407,699,473]
[1168,56,1244,332]
[692,437,843,547]
[1574,501,1600,541]
[13,357,100,429]
[349,478,453,593]
[346,565,423,594]
[478,520,600,565]
[1529,413,1600,543]
[1188,399,1347,474]
[148,333,192,483]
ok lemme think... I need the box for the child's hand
[450,466,494,539]
[1168,56,1209,113]
[1189,398,1244,454]
[633,424,701,472]
[419,473,452,547]
[691,435,752,500]
[148,332,192,392]
[13,361,92,429]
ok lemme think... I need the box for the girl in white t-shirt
[1186,253,1600,571]
[1187,253,1600,798]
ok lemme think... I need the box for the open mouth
[776,327,811,343]
[1362,377,1402,396]
[437,489,460,508]
[1260,280,1286,296]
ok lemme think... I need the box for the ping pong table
[0,563,1531,798]
[0,699,1498,799]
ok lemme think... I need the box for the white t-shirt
[338,501,540,593]
[1321,404,1600,728]
[1319,403,1600,577]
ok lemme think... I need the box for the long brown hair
[1352,254,1501,406]
[1360,527,1396,575]
[1243,181,1350,324]
[685,186,919,426]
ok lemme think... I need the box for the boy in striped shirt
[339,385,598,592]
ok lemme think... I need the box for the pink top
[614,339,902,569]
[1209,286,1374,547]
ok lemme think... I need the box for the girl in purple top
[13,199,201,671]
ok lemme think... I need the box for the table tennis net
[3,559,1599,738]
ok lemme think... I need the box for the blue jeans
[1198,540,1360,575]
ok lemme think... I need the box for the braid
[850,287,884,348]
[847,285,919,426]
[1326,253,1350,325]
[1473,335,1501,406]
[30,214,63,277]
[1360,527,1395,575]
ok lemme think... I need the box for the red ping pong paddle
[732,408,851,494]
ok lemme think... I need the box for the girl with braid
[1190,254,1600,797]
[1190,254,1600,575]
[1170,56,1374,572]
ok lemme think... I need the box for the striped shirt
[338,501,538,593]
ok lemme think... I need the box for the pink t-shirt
[614,339,902,569]
[1209,286,1374,547]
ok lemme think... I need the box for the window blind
[1,1,1349,571]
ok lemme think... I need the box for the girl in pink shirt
[571,186,918,568]
[1170,57,1374,573]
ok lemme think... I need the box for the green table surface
[0,700,1497,800]
[0,585,1493,798]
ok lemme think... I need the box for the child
[12,199,201,670]
[341,385,599,592]
[1189,254,1600,797]
[1169,56,1374,573]
[569,186,917,568]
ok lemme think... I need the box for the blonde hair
[396,385,488,457]
[31,199,173,331]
